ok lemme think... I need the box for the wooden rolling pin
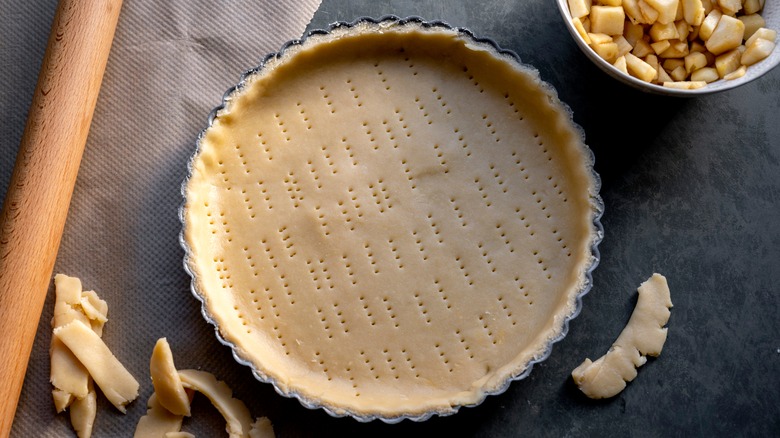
[0,0,122,435]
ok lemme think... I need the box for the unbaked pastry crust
[184,21,599,419]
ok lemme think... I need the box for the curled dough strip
[572,273,672,399]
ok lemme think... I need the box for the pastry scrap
[177,370,254,438]
[571,273,672,399]
[50,274,117,438]
[135,339,275,438]
[165,433,196,438]
[54,319,140,413]
[248,418,274,438]
[51,274,94,404]
[150,338,191,416]
[133,393,188,438]
[184,20,600,418]
[69,381,97,438]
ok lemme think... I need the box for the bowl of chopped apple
[556,0,779,95]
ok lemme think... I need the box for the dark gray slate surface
[1,0,778,436]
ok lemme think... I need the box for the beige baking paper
[1,0,321,436]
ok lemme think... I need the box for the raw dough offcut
[572,273,672,399]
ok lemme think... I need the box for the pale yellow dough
[133,393,186,438]
[51,274,91,403]
[165,432,196,438]
[184,22,599,417]
[69,381,97,438]
[248,417,275,438]
[177,370,254,438]
[54,320,139,413]
[50,274,109,438]
[136,341,274,438]
[571,273,672,398]
[150,338,191,416]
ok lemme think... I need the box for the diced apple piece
[597,0,623,6]
[656,63,674,82]
[705,15,745,54]
[591,6,626,34]
[675,20,691,40]
[699,9,723,41]
[689,40,707,52]
[583,17,592,32]
[651,40,673,54]
[644,0,680,24]
[650,21,680,40]
[593,42,620,62]
[614,35,634,56]
[723,65,746,79]
[663,81,707,88]
[645,54,660,71]
[741,38,776,66]
[691,66,719,82]
[663,58,685,70]
[626,52,659,81]
[684,51,708,72]
[701,0,713,14]
[745,28,777,48]
[624,21,645,45]
[589,33,614,45]
[588,34,617,62]
[738,14,766,41]
[676,0,684,21]
[573,17,593,44]
[614,55,629,73]
[639,0,661,24]
[660,40,690,57]
[742,0,761,15]
[682,0,705,26]
[688,25,700,41]
[624,0,645,23]
[632,38,655,57]
[704,50,716,65]
[717,0,741,16]
[670,64,689,80]
[715,48,743,76]
[569,0,593,18]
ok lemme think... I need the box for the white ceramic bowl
[556,0,780,96]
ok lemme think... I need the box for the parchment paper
[1,0,321,435]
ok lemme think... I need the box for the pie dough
[571,273,672,398]
[53,319,139,413]
[50,274,108,438]
[183,21,600,418]
[150,338,191,416]
[69,381,97,438]
[134,393,186,438]
[177,369,254,438]
[51,274,93,403]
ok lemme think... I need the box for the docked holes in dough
[571,273,672,398]
[150,338,191,416]
[53,320,140,413]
